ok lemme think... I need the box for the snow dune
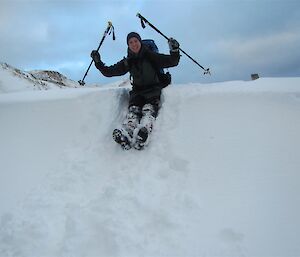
[0,77,300,257]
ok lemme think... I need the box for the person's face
[128,37,141,54]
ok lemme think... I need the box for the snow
[0,63,83,93]
[0,66,300,257]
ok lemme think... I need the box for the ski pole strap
[108,21,116,41]
[97,21,115,51]
[136,13,210,75]
[137,13,169,41]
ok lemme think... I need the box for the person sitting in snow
[91,32,180,150]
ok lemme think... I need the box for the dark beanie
[126,32,142,45]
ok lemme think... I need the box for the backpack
[142,39,172,88]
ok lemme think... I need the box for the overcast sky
[1,0,300,85]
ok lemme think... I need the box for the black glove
[168,38,180,52]
[90,50,101,63]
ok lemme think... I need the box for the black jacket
[95,44,180,93]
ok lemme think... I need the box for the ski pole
[136,13,210,75]
[78,21,115,86]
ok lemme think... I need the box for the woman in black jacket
[91,32,180,150]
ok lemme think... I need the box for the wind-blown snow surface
[0,77,300,257]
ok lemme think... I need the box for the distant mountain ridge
[0,62,130,93]
[0,62,81,92]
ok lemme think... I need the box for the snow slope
[0,75,300,257]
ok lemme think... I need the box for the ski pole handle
[96,21,114,51]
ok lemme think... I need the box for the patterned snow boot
[113,105,141,150]
[112,128,132,150]
[133,104,156,150]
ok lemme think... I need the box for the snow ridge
[0,63,81,92]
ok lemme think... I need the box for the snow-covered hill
[0,67,300,256]
[0,63,83,93]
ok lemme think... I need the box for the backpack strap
[123,57,134,85]
[144,51,171,88]
[123,57,129,69]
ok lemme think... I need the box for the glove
[90,50,101,63]
[168,38,180,52]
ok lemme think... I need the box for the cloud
[213,28,300,78]
[1,0,300,84]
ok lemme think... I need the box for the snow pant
[128,87,161,118]
[122,103,157,136]
[122,87,161,137]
